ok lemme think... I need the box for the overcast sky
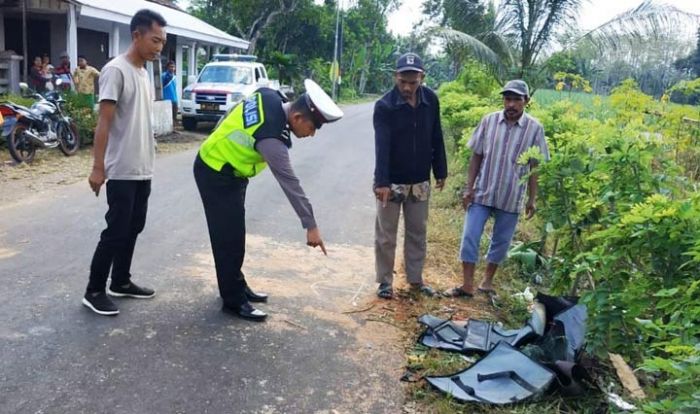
[388,0,700,35]
[178,0,700,38]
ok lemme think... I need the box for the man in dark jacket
[373,53,447,299]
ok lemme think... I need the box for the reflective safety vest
[198,92,271,178]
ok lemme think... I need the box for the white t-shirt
[99,54,154,180]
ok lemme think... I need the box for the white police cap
[303,79,343,127]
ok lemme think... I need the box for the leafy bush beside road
[438,70,700,412]
[63,92,97,145]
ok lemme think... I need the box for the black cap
[396,53,424,73]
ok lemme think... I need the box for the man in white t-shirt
[83,9,167,316]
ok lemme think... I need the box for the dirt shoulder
[0,130,206,208]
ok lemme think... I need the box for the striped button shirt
[468,111,549,213]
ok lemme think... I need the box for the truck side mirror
[187,75,197,85]
[19,82,29,90]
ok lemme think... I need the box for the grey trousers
[374,197,429,285]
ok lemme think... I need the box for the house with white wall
[0,0,248,132]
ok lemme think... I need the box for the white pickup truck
[180,55,280,131]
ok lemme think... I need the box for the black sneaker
[82,292,119,316]
[107,282,156,299]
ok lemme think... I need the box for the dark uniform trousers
[193,154,249,308]
[87,179,151,293]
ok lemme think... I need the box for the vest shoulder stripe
[243,93,263,129]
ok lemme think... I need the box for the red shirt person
[53,52,74,91]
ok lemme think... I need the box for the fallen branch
[365,317,401,329]
[341,303,376,314]
[283,319,307,330]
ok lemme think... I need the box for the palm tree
[499,0,584,79]
[436,0,699,86]
[575,1,699,53]
[437,0,584,82]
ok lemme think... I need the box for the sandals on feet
[443,286,474,298]
[477,287,498,296]
[410,283,437,297]
[377,284,393,299]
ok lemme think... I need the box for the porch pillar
[0,12,5,51]
[109,23,121,57]
[175,42,184,100]
[188,41,197,77]
[67,4,78,72]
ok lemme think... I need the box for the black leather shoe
[222,302,267,321]
[245,285,268,303]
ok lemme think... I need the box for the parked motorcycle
[0,79,80,163]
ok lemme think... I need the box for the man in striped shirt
[445,80,549,298]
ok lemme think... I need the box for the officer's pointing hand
[307,227,327,256]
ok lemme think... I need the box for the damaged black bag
[420,292,590,404]
[426,341,556,404]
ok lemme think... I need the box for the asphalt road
[0,102,406,414]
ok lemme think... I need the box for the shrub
[668,77,700,105]
[438,73,700,409]
[63,92,97,144]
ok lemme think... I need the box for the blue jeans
[459,203,519,264]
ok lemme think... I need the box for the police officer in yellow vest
[194,79,343,321]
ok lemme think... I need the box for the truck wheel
[182,117,197,131]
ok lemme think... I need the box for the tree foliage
[189,0,301,54]
[188,0,412,95]
[426,0,700,95]
[429,0,584,85]
[674,26,700,77]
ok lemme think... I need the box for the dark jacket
[373,85,447,187]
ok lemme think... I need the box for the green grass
[533,89,618,120]
[533,89,605,107]
[337,93,380,105]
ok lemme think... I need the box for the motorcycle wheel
[58,121,80,156]
[8,124,37,164]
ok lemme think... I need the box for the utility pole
[331,0,341,100]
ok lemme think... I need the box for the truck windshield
[198,66,253,85]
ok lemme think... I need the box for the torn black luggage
[418,314,467,352]
[418,306,544,353]
[425,342,556,404]
[419,292,591,403]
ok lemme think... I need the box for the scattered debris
[420,292,591,405]
[417,314,539,354]
[607,391,638,411]
[512,286,535,303]
[609,353,647,400]
[426,342,556,404]
[341,303,376,314]
[460,355,477,364]
[365,317,401,328]
[400,370,422,383]
[282,319,306,330]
